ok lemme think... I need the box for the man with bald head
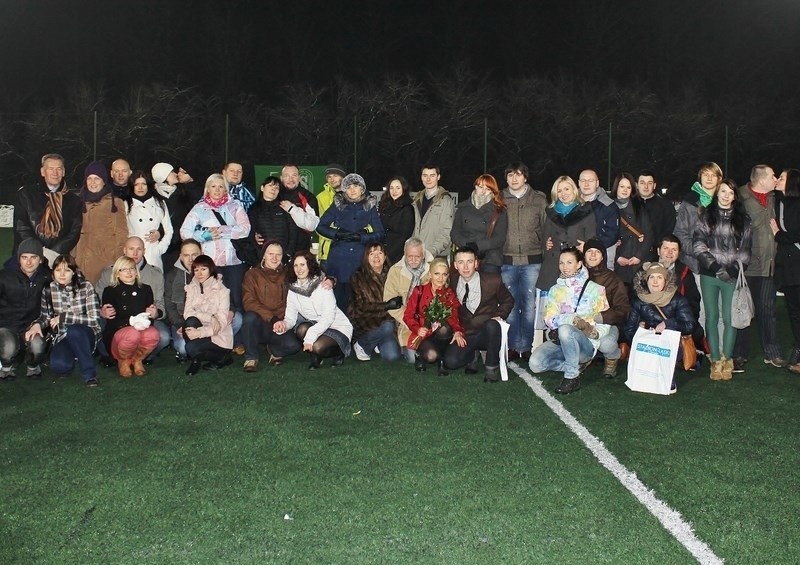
[280,164,318,252]
[110,158,133,198]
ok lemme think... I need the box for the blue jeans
[528,324,594,379]
[0,327,47,368]
[50,324,96,381]
[596,325,621,360]
[501,263,540,353]
[219,263,248,312]
[357,320,401,362]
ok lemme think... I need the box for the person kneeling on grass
[240,241,303,372]
[624,262,695,391]
[528,247,610,394]
[273,251,353,370]
[182,255,234,376]
[403,257,463,375]
[36,255,101,387]
[349,243,402,363]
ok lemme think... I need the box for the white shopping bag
[625,327,680,395]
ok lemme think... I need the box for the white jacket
[126,198,172,271]
[284,284,353,344]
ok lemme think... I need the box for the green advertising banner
[253,165,329,196]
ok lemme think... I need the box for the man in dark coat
[0,239,52,380]
[279,164,318,253]
[443,247,514,382]
[637,170,676,259]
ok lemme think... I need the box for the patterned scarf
[37,184,68,240]
[204,192,229,209]
[288,274,322,298]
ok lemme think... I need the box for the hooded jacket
[584,241,631,326]
[241,263,289,323]
[413,187,454,258]
[0,263,51,333]
[183,274,233,350]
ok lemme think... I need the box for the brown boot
[132,346,150,376]
[602,358,618,379]
[709,359,723,381]
[117,358,133,378]
[720,357,733,381]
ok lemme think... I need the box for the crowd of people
[2,153,797,395]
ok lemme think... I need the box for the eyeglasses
[119,267,136,273]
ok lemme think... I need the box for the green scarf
[691,181,713,208]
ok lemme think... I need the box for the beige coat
[73,194,129,285]
[183,274,233,350]
[413,187,455,258]
[383,252,433,346]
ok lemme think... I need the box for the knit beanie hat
[643,261,669,281]
[18,238,43,259]
[151,163,174,184]
[83,161,109,185]
[582,238,607,263]
[325,163,346,177]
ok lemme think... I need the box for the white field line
[510,364,724,565]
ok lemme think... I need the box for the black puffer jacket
[247,198,298,261]
[13,181,82,256]
[624,270,695,342]
[0,264,52,333]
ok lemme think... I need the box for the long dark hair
[379,176,411,213]
[287,250,322,283]
[127,170,167,214]
[359,243,389,276]
[783,168,800,198]
[705,179,747,237]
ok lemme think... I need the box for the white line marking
[510,364,724,565]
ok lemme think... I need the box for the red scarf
[748,185,768,208]
[204,193,229,208]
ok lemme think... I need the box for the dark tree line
[0,67,797,203]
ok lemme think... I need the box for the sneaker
[353,341,371,361]
[556,377,581,394]
[26,365,42,379]
[732,358,746,373]
[0,366,15,381]
[243,359,258,372]
[669,383,677,395]
[764,357,788,368]
[85,378,99,387]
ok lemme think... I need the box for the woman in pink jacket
[181,255,234,375]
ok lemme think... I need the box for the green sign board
[253,165,329,196]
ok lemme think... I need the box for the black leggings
[416,325,453,364]
[183,316,231,363]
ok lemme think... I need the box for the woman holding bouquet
[403,257,464,375]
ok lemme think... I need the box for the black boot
[437,360,449,376]
[555,377,581,394]
[185,360,202,376]
[308,354,322,370]
[415,354,426,372]
[330,354,345,368]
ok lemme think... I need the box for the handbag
[731,260,754,329]
[625,326,680,395]
[212,210,259,267]
[654,305,696,371]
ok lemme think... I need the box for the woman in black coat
[772,168,800,371]
[611,172,653,288]
[378,176,415,264]
[247,176,297,263]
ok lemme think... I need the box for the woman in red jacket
[403,257,463,375]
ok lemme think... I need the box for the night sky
[3,0,799,100]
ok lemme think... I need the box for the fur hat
[17,238,43,259]
[83,161,109,185]
[643,261,669,280]
[151,162,174,184]
[341,173,366,194]
[325,163,346,177]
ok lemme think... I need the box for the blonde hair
[110,256,140,286]
[548,175,584,208]
[429,257,450,280]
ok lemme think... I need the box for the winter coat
[13,181,82,256]
[502,185,547,265]
[101,282,155,352]
[183,274,233,350]
[180,198,251,267]
[316,183,338,261]
[773,192,800,289]
[126,197,172,272]
[163,182,204,255]
[538,204,596,290]
[38,279,101,345]
[587,263,630,326]
[403,283,463,336]
[0,264,51,333]
[738,184,775,277]
[543,267,609,330]
[614,200,653,284]
[641,194,676,258]
[316,193,385,283]
[450,196,508,269]
[413,187,455,258]
[348,265,394,340]
[73,194,129,285]
[379,194,415,265]
[587,191,620,249]
[384,252,433,346]
[673,191,705,273]
[624,274,695,342]
[692,207,752,279]
[97,260,166,320]
[247,198,297,261]
[165,257,192,328]
[284,277,353,344]
[281,186,318,251]
[241,264,289,323]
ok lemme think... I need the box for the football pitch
[1,348,798,564]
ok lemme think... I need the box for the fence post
[724,125,729,175]
[607,121,612,189]
[483,117,488,173]
[93,111,98,161]
[225,113,230,164]
[353,114,358,173]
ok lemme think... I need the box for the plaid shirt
[38,279,101,345]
